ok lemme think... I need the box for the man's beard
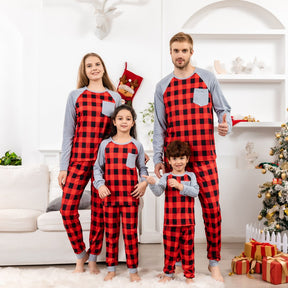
[173,58,190,69]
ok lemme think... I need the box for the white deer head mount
[77,0,147,40]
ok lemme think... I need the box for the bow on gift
[250,239,276,259]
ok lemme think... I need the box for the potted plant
[0,151,22,166]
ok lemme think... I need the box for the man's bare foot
[175,265,183,274]
[159,275,173,283]
[185,278,194,284]
[208,265,224,282]
[104,271,116,281]
[88,261,100,274]
[130,272,141,282]
[73,253,89,273]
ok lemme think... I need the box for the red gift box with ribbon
[262,254,288,285]
[231,256,251,275]
[244,239,277,260]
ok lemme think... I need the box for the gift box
[231,256,251,275]
[262,254,288,285]
[250,259,262,274]
[244,239,277,260]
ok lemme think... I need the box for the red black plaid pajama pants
[104,205,138,268]
[188,160,221,261]
[163,225,195,278]
[60,161,104,256]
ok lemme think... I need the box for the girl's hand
[143,175,156,185]
[168,179,183,191]
[58,171,67,190]
[131,181,148,199]
[144,153,150,164]
[98,185,111,199]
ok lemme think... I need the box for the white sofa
[0,164,126,266]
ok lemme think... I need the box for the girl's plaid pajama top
[153,67,232,262]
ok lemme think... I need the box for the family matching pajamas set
[153,67,232,262]
[93,137,148,273]
[60,87,121,260]
[149,172,199,279]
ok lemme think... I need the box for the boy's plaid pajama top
[153,67,232,261]
[60,87,122,256]
[93,137,148,268]
[149,172,199,278]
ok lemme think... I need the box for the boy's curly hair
[165,141,191,158]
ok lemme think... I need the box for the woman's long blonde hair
[77,52,116,91]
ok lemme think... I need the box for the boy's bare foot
[175,265,183,274]
[73,253,89,273]
[158,275,173,283]
[104,271,116,281]
[88,261,100,274]
[130,272,141,282]
[208,265,224,282]
[185,278,194,284]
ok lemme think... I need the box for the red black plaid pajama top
[153,67,232,166]
[149,172,199,226]
[93,137,148,207]
[60,87,122,171]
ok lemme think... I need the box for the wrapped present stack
[230,239,288,285]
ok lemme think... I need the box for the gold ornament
[281,162,288,170]
[266,213,272,219]
[269,150,274,156]
[258,193,262,198]
[250,269,255,274]
[279,154,284,159]
[281,173,287,180]
[278,191,282,197]
[258,215,263,220]
[281,123,287,128]
[265,192,271,199]
[276,224,280,229]
[275,132,281,138]
[285,136,288,142]
[262,169,266,174]
[285,208,288,216]
[260,229,264,233]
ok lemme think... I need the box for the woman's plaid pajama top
[60,87,122,256]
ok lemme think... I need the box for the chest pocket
[126,153,137,168]
[193,88,209,107]
[102,101,115,117]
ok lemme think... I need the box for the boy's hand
[98,185,111,199]
[131,181,148,199]
[143,175,156,185]
[168,178,183,191]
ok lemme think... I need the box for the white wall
[1,0,287,242]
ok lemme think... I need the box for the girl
[93,104,148,282]
[58,53,122,273]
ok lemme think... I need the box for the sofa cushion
[0,209,42,232]
[0,165,49,211]
[37,210,91,232]
[46,191,91,212]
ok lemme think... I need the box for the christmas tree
[257,123,288,233]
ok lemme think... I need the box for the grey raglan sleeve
[148,174,168,197]
[179,172,199,198]
[109,90,122,107]
[59,91,77,171]
[134,140,149,181]
[93,140,109,190]
[153,83,167,165]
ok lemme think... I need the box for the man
[153,32,232,282]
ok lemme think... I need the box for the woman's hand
[131,181,148,199]
[58,171,67,190]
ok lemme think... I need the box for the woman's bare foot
[130,272,141,282]
[73,253,89,273]
[104,271,116,281]
[208,265,224,282]
[185,278,194,284]
[88,261,100,274]
[159,275,173,283]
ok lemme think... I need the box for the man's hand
[218,113,229,136]
[154,163,165,178]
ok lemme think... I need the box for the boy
[144,140,199,283]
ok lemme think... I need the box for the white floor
[11,242,278,288]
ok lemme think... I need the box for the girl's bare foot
[130,272,141,282]
[88,261,100,274]
[159,275,173,283]
[208,265,224,282]
[185,278,194,284]
[73,253,89,273]
[175,265,183,274]
[104,271,116,281]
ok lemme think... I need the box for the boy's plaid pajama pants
[60,161,104,256]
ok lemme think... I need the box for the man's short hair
[169,32,193,49]
[166,140,191,158]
